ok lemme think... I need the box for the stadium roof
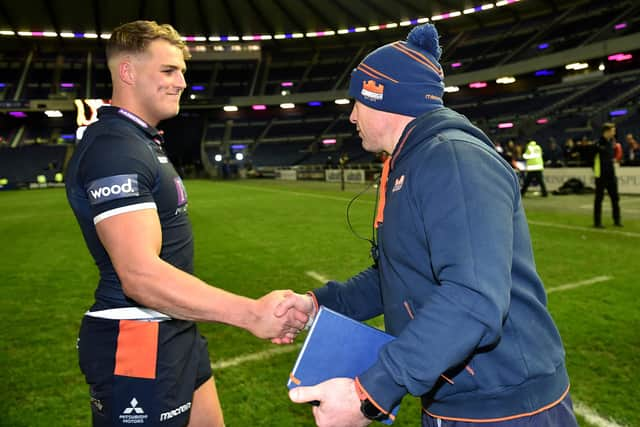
[0,0,590,50]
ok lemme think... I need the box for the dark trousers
[521,171,547,196]
[594,175,620,226]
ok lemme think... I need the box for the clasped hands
[251,291,371,427]
[250,290,315,344]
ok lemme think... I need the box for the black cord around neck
[346,173,382,266]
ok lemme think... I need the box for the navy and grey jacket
[313,107,570,421]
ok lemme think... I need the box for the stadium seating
[0,0,638,176]
[0,145,68,186]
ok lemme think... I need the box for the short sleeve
[79,134,158,224]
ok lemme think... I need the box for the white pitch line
[225,183,359,203]
[573,400,627,427]
[577,204,640,214]
[547,275,613,294]
[211,344,300,370]
[528,220,640,238]
[228,183,639,235]
[306,270,330,283]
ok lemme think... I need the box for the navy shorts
[78,316,212,427]
[422,392,578,427]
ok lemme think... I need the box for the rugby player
[66,20,307,427]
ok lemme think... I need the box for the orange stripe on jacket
[355,377,396,421]
[358,63,400,83]
[114,320,159,379]
[375,126,416,228]
[424,385,570,423]
[391,42,444,77]
[375,157,391,228]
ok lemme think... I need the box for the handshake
[252,291,374,427]
[249,290,316,344]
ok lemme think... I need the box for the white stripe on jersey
[85,307,171,321]
[93,202,157,225]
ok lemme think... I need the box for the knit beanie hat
[348,24,445,117]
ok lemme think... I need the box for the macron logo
[87,174,140,206]
[160,401,191,422]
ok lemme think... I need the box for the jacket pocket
[436,361,480,398]
[403,300,415,320]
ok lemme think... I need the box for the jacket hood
[391,107,495,167]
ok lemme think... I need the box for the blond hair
[106,20,191,61]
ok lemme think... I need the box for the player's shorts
[78,312,212,427]
[421,391,578,427]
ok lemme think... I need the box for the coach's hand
[289,378,371,427]
[271,291,316,344]
[251,290,309,343]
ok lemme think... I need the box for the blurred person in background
[592,122,622,228]
[624,133,638,163]
[521,140,548,197]
[625,133,640,164]
[563,137,579,166]
[614,139,623,164]
[65,20,307,427]
[545,137,564,167]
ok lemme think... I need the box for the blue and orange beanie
[348,24,445,117]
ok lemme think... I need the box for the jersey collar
[98,105,164,144]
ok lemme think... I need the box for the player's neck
[110,90,158,127]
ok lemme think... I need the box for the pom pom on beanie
[406,23,442,60]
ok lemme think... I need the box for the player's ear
[118,57,136,86]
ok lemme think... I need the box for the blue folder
[287,306,400,424]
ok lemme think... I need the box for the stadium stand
[0,0,638,184]
[0,144,68,186]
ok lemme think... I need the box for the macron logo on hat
[361,80,384,102]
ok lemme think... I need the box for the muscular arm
[96,208,302,338]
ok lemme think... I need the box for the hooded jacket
[312,107,570,421]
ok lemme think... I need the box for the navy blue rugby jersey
[66,106,193,309]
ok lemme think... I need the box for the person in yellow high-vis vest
[520,140,548,197]
[593,122,622,228]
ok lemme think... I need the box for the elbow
[116,263,157,303]
[480,321,502,349]
[119,273,145,302]
[473,305,505,350]
[113,257,166,304]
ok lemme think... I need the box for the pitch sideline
[528,220,640,238]
[225,183,639,238]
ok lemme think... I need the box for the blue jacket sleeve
[359,137,520,410]
[312,266,384,321]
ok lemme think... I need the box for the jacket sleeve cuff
[311,280,340,307]
[357,358,406,413]
[305,291,319,315]
[354,378,387,414]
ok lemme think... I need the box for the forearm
[121,256,258,328]
[93,209,301,338]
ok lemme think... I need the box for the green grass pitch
[1,179,638,426]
